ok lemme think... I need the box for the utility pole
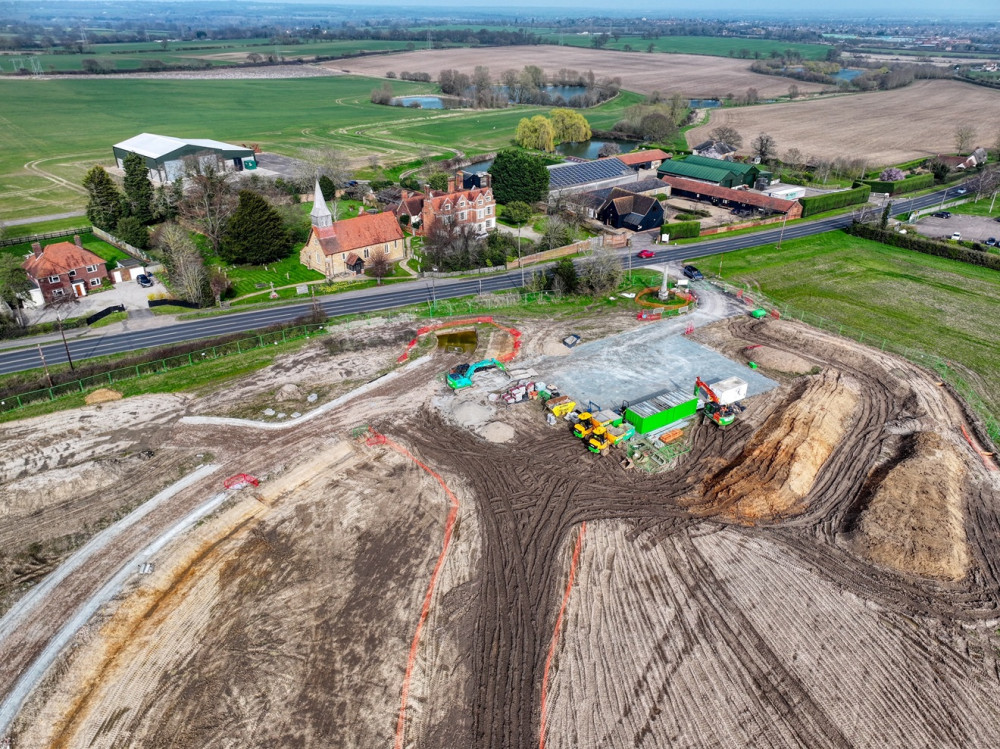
[517,225,524,287]
[776,211,789,250]
[56,313,75,372]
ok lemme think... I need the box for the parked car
[637,249,655,259]
[932,211,952,218]
[950,232,962,241]
[986,237,997,247]
[682,265,703,280]
[136,273,154,288]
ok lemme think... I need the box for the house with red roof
[614,149,671,171]
[22,236,110,304]
[300,181,407,277]
[418,172,496,236]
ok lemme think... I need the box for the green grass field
[3,217,91,238]
[0,76,640,221]
[0,38,422,73]
[694,230,1000,413]
[949,198,1000,219]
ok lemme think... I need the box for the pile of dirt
[852,432,970,580]
[746,346,816,376]
[274,383,302,402]
[700,371,859,523]
[452,400,493,428]
[479,422,515,443]
[84,388,122,405]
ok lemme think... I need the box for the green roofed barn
[112,133,256,184]
[657,159,743,188]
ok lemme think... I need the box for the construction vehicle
[573,412,595,438]
[447,359,506,390]
[588,425,612,454]
[574,410,622,439]
[606,422,635,445]
[694,377,738,427]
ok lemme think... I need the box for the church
[299,181,407,278]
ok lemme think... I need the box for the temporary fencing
[396,316,522,364]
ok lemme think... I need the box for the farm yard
[1,292,1000,748]
[333,46,828,98]
[686,79,1000,166]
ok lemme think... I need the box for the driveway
[23,273,167,325]
[915,213,1000,243]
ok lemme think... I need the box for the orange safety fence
[961,425,997,471]
[396,316,523,364]
[538,522,586,749]
[362,430,463,749]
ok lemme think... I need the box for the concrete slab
[537,325,777,412]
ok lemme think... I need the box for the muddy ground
[3,300,1000,748]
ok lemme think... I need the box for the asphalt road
[0,186,962,377]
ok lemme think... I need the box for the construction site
[1,277,1000,749]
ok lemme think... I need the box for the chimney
[423,183,431,196]
[446,175,456,193]
[401,189,409,200]
[481,172,492,188]
[31,242,42,258]
[73,234,82,248]
[456,170,465,190]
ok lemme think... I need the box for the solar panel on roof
[547,158,631,189]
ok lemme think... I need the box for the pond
[688,98,722,108]
[832,68,863,81]
[390,95,445,109]
[464,159,493,174]
[437,330,478,354]
[555,139,639,160]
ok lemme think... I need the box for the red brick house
[22,236,110,304]
[419,172,496,236]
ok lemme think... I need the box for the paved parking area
[915,213,1000,243]
[23,273,168,325]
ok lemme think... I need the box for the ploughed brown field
[331,45,826,98]
[687,79,1000,166]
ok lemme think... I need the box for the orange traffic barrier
[396,317,523,363]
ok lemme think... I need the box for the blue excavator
[447,359,506,390]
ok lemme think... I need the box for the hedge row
[845,223,1000,271]
[860,173,935,195]
[661,220,701,239]
[798,185,871,217]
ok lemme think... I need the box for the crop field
[335,45,828,99]
[0,38,421,74]
[555,34,830,60]
[0,75,636,221]
[686,79,1000,166]
[694,230,1000,412]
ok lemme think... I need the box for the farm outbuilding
[112,133,257,184]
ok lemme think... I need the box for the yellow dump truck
[573,412,594,439]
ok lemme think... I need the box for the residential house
[391,189,426,227]
[597,188,665,231]
[22,236,110,305]
[660,176,803,218]
[692,140,739,160]
[936,148,988,170]
[614,149,671,171]
[300,181,406,277]
[419,172,496,235]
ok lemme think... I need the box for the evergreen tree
[318,174,336,201]
[220,190,292,265]
[115,215,150,250]
[82,166,124,230]
[122,151,154,224]
[488,150,550,204]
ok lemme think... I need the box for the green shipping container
[625,390,699,434]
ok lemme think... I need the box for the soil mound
[703,371,858,523]
[84,388,122,405]
[479,422,515,443]
[275,383,302,402]
[853,432,970,580]
[747,346,815,375]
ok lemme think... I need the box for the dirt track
[4,305,1000,747]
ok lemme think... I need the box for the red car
[636,249,656,259]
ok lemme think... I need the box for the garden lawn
[693,230,1000,412]
[220,252,325,298]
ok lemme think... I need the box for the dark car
[932,211,952,218]
[987,238,997,247]
[682,265,703,280]
[136,273,154,288]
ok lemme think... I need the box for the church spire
[310,179,333,228]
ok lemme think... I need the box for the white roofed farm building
[112,133,257,184]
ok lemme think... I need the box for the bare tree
[178,160,237,252]
[750,132,777,163]
[708,125,742,149]
[993,128,1000,160]
[208,267,230,306]
[367,153,381,170]
[368,248,392,285]
[783,148,803,169]
[578,246,623,296]
[788,83,800,99]
[300,147,353,191]
[156,222,208,305]
[955,123,977,155]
